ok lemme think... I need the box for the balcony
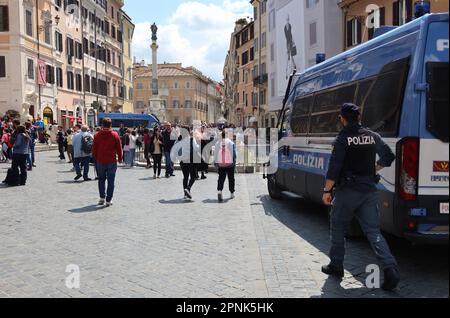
[253,73,268,86]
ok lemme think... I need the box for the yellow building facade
[121,10,134,113]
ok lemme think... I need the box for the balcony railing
[253,73,268,86]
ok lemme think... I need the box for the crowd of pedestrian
[1,115,38,186]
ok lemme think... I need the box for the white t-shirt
[129,135,137,150]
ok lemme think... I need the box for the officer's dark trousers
[330,188,398,270]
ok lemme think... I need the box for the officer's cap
[341,103,361,116]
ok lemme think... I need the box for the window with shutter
[0,56,6,78]
[27,59,34,80]
[357,19,362,44]
[85,75,90,92]
[346,20,353,48]
[26,10,33,37]
[0,5,9,32]
[393,1,400,26]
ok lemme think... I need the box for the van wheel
[268,175,283,200]
[327,207,364,239]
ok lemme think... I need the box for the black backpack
[5,168,20,187]
[81,134,94,154]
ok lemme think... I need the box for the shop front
[42,106,54,127]
[87,109,96,128]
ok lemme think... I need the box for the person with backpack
[214,129,237,202]
[72,125,93,181]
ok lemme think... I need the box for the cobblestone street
[0,151,448,298]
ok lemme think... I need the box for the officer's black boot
[321,264,344,278]
[382,267,400,291]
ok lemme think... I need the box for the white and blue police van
[265,13,449,244]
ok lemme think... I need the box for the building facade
[251,0,271,127]
[0,0,132,127]
[267,0,343,114]
[340,0,449,51]
[0,0,57,124]
[121,10,134,113]
[207,80,224,124]
[235,20,256,128]
[134,62,218,125]
[223,19,245,126]
[80,0,108,128]
[104,0,124,113]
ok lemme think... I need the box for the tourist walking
[10,125,31,186]
[177,127,201,200]
[92,118,123,207]
[143,128,152,169]
[214,130,237,202]
[122,129,131,168]
[150,126,163,179]
[72,125,93,181]
[56,126,66,160]
[25,122,38,170]
[128,130,138,168]
[162,122,176,178]
[1,128,12,163]
[66,129,74,164]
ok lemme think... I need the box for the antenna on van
[278,69,297,126]
[282,69,297,108]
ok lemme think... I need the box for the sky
[123,0,253,82]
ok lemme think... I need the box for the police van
[265,13,449,244]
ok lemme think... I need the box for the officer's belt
[339,174,381,185]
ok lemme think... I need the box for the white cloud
[132,0,252,81]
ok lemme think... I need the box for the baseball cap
[341,103,361,116]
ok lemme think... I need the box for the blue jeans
[27,143,36,168]
[164,151,174,176]
[74,156,91,179]
[329,187,398,270]
[124,150,131,167]
[129,149,136,167]
[97,163,117,202]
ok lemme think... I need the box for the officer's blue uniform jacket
[326,124,396,192]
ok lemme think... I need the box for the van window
[291,95,313,135]
[427,62,449,142]
[281,107,292,134]
[309,84,356,135]
[359,57,409,137]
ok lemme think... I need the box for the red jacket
[92,128,123,165]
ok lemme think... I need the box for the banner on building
[37,59,47,86]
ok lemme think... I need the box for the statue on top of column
[151,23,158,41]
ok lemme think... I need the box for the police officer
[322,103,400,291]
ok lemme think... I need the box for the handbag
[123,145,130,152]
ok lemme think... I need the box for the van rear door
[417,20,449,230]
